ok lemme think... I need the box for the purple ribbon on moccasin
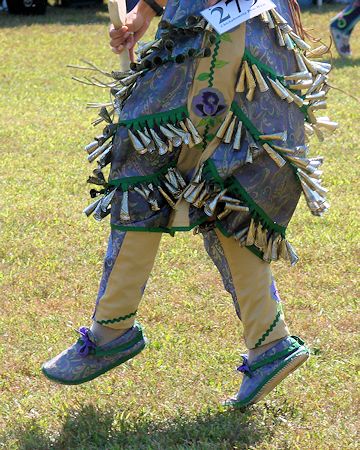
[77,327,97,357]
[236,354,253,378]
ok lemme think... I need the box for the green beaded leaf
[214,60,229,69]
[197,72,211,81]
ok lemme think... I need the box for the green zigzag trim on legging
[95,310,138,326]
[254,305,282,349]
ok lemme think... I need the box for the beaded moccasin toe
[223,336,309,408]
[42,322,146,385]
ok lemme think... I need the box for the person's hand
[109,4,155,61]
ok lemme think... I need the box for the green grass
[0,4,359,449]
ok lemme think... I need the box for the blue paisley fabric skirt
[82,0,335,264]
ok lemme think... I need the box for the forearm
[137,0,167,20]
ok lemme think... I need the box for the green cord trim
[254,308,282,349]
[111,215,210,236]
[108,162,176,191]
[203,35,222,149]
[95,310,138,327]
[215,220,264,259]
[204,159,287,236]
[118,106,189,131]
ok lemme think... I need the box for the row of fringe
[76,8,338,264]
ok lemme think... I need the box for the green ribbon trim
[41,342,146,385]
[252,336,305,366]
[230,343,309,407]
[111,217,263,261]
[231,101,299,178]
[243,49,309,120]
[204,159,287,236]
[118,106,189,131]
[228,180,286,235]
[215,220,264,259]
[108,162,176,191]
[93,326,144,357]
[111,215,210,236]
[231,101,262,140]
[243,48,283,82]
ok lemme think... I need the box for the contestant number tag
[201,0,275,34]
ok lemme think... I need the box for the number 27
[210,0,242,24]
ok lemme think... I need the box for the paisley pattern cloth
[81,0,335,264]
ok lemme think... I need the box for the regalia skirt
[80,0,336,264]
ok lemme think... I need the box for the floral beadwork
[192,87,227,118]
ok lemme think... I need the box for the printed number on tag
[201,0,275,34]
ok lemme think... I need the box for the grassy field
[0,4,359,449]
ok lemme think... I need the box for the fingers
[109,24,128,38]
[110,34,132,50]
[109,25,129,46]
[109,24,135,54]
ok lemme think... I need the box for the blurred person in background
[330,0,360,57]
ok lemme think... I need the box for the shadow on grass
[0,403,282,449]
[0,4,109,28]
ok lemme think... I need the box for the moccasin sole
[224,347,309,409]
[250,349,309,405]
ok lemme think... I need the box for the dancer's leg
[202,229,289,350]
[92,229,162,338]
[42,230,162,384]
[202,229,308,407]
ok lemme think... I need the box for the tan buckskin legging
[93,229,289,349]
